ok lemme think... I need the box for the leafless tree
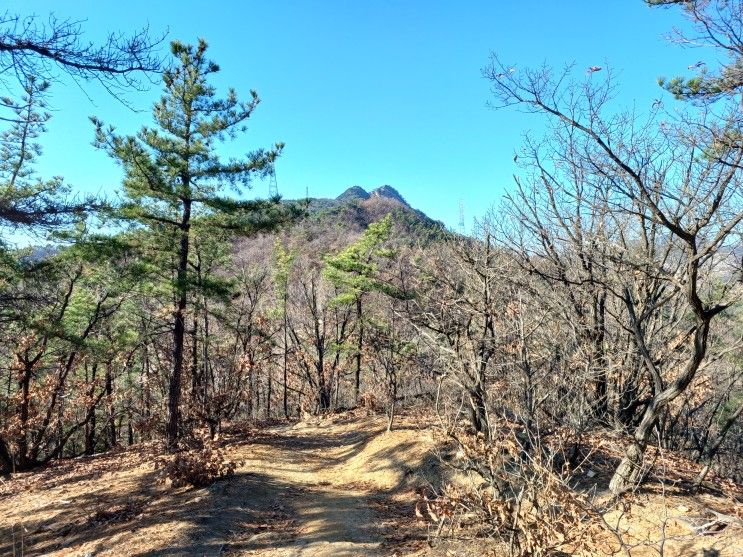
[0,11,162,109]
[484,56,743,493]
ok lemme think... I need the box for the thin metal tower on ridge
[458,199,466,234]
[268,167,279,197]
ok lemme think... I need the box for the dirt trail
[198,419,392,556]
[3,413,743,556]
[0,414,432,556]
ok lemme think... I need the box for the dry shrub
[358,392,383,413]
[154,434,241,488]
[132,415,160,437]
[422,420,613,556]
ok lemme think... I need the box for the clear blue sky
[7,1,699,231]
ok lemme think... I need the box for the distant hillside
[23,186,447,266]
[290,185,444,238]
[236,185,447,266]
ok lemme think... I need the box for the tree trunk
[267,366,272,418]
[387,312,397,432]
[355,297,363,402]
[319,378,331,411]
[317,347,331,411]
[16,362,33,470]
[610,317,710,494]
[84,364,98,456]
[468,383,489,439]
[106,364,116,448]
[191,316,200,407]
[592,290,609,422]
[0,440,13,474]
[167,198,191,449]
[387,371,397,432]
[283,299,289,419]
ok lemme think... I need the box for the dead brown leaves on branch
[421,419,618,556]
[153,433,242,488]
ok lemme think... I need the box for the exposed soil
[1,412,742,556]
[0,413,436,556]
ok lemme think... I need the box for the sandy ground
[1,412,742,556]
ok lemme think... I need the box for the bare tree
[410,232,503,438]
[288,258,353,413]
[0,11,162,107]
[485,57,743,493]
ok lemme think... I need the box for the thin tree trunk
[106,364,116,448]
[84,363,98,455]
[355,297,363,402]
[16,362,33,470]
[593,290,609,422]
[191,316,199,406]
[387,310,397,432]
[267,367,272,418]
[167,198,191,449]
[387,374,397,433]
[283,296,289,419]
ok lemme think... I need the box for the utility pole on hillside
[269,167,279,197]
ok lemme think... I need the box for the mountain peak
[370,185,409,206]
[337,186,370,203]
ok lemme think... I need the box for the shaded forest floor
[1,411,743,556]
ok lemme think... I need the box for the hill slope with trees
[1,1,743,556]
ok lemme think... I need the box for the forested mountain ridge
[18,185,442,263]
[285,184,445,238]
[231,184,447,273]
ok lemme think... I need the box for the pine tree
[93,40,283,448]
[324,214,395,402]
[649,0,742,102]
[0,77,86,244]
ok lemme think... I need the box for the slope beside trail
[0,413,436,556]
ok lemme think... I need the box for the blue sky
[6,1,700,231]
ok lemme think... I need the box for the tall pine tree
[324,215,395,402]
[0,77,86,243]
[93,40,283,448]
